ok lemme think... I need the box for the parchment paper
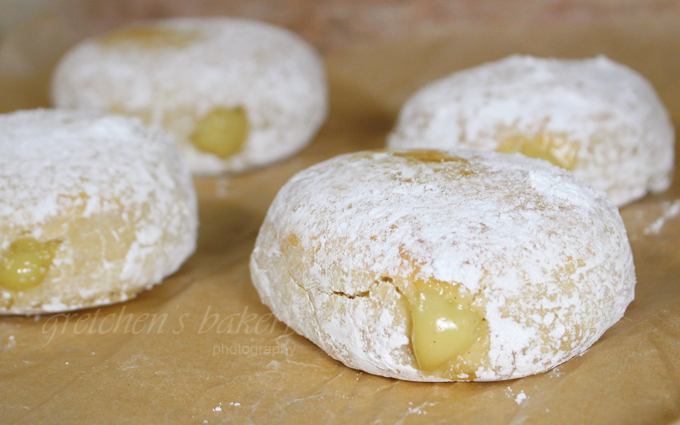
[1,14,680,425]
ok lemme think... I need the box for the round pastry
[0,109,198,314]
[250,149,636,381]
[51,17,328,175]
[388,55,675,206]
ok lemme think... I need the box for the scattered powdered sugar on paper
[548,367,565,378]
[212,401,240,411]
[643,200,680,235]
[407,402,436,416]
[505,387,528,405]
[1,335,16,352]
[515,391,528,405]
[394,402,438,424]
[407,402,436,414]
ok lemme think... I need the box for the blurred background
[2,0,679,52]
[1,0,679,121]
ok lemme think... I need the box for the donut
[250,149,636,381]
[388,55,675,206]
[0,110,198,314]
[51,18,328,175]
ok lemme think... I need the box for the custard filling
[190,107,249,159]
[392,150,476,179]
[496,133,580,170]
[407,280,483,371]
[99,26,200,49]
[0,238,60,291]
[393,149,470,165]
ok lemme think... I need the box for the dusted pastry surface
[51,18,328,174]
[0,109,198,314]
[388,55,675,206]
[251,149,636,381]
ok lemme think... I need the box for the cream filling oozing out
[0,237,60,291]
[496,132,580,170]
[405,279,486,374]
[107,105,251,160]
[189,107,250,159]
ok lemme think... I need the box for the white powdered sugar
[0,109,198,314]
[51,17,328,174]
[643,199,680,235]
[250,149,635,381]
[388,55,675,206]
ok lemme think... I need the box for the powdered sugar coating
[51,17,328,174]
[250,149,635,381]
[0,110,197,314]
[388,55,675,206]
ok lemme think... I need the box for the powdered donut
[388,55,675,206]
[51,18,328,175]
[0,110,198,314]
[250,149,636,381]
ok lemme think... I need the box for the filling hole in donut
[406,280,484,371]
[393,150,470,165]
[99,26,200,49]
[0,238,60,291]
[190,107,250,159]
[496,132,580,170]
[392,150,476,178]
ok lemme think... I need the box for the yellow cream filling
[0,238,60,291]
[406,280,483,371]
[392,150,477,180]
[190,107,250,159]
[393,149,470,165]
[496,133,580,170]
[99,26,200,49]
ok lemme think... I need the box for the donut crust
[388,55,675,206]
[250,149,635,381]
[51,18,328,174]
[0,110,198,314]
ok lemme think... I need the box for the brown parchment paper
[1,14,680,425]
